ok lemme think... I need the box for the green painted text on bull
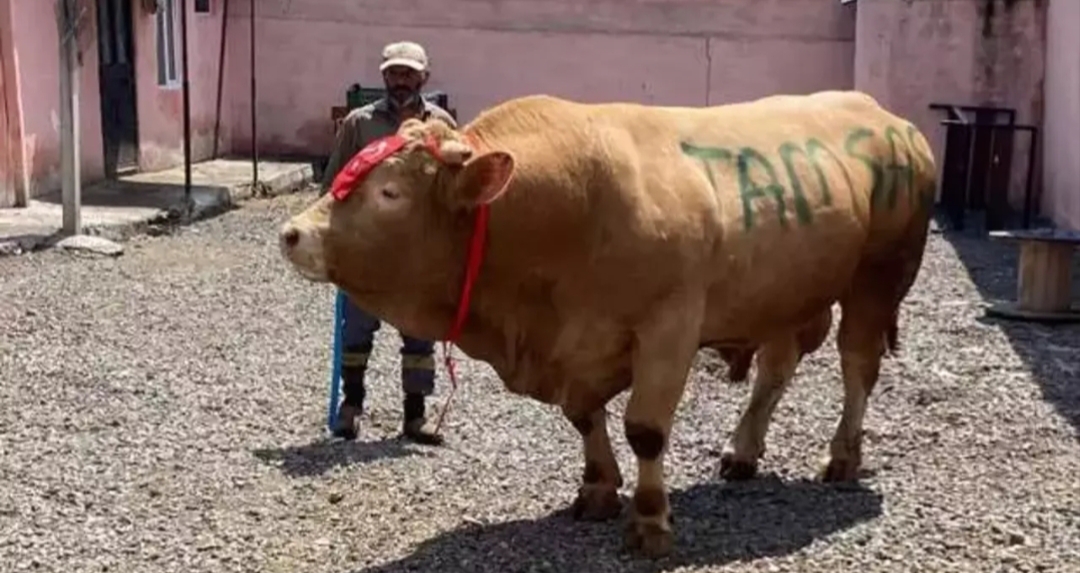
[681,125,933,231]
[681,137,851,231]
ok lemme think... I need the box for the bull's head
[278,118,515,338]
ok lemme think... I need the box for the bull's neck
[437,128,518,378]
[444,201,489,344]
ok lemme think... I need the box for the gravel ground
[2,190,1078,573]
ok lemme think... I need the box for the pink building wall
[1042,0,1080,230]
[853,0,1047,216]
[134,0,227,172]
[0,0,19,207]
[0,0,225,204]
[2,0,105,204]
[221,0,856,157]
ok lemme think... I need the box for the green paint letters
[682,123,933,231]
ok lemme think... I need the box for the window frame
[155,0,182,89]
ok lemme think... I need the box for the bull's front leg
[564,407,624,521]
[622,297,702,558]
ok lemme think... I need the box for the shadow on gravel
[351,475,883,573]
[252,436,420,478]
[937,217,1080,437]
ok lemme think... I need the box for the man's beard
[387,86,420,109]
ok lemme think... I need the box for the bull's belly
[701,256,855,344]
[499,314,634,413]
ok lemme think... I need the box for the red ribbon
[433,199,490,435]
[329,134,409,201]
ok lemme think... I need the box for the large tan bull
[279,90,936,557]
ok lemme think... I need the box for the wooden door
[96,0,140,178]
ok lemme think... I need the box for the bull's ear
[449,151,515,208]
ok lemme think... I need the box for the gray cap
[380,41,429,72]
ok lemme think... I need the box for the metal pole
[249,0,258,189]
[180,0,191,214]
[1022,126,1039,230]
[211,0,229,158]
[57,0,80,236]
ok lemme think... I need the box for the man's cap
[380,41,429,72]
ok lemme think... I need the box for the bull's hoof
[819,456,861,483]
[623,518,674,558]
[570,484,623,521]
[719,452,758,481]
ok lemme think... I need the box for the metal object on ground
[985,228,1080,323]
[929,103,1038,232]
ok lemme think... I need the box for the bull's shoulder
[474,94,582,122]
[804,90,884,110]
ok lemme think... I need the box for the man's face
[382,65,428,107]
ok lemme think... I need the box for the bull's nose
[280,226,300,250]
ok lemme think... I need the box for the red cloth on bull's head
[330,135,408,201]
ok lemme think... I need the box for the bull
[279,90,936,557]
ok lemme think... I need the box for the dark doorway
[96,0,139,178]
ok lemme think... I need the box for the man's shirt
[321,97,457,192]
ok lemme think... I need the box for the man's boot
[402,392,444,446]
[332,351,368,441]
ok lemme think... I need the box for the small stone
[0,240,23,256]
[54,234,124,257]
[328,492,344,504]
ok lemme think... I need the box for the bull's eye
[380,188,400,200]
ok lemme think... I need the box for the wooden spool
[986,228,1080,323]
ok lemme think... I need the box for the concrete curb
[0,163,313,257]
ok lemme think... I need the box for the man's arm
[320,113,365,194]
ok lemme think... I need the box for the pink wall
[222,0,856,157]
[5,0,105,201]
[854,0,1047,216]
[0,0,19,207]
[0,0,226,201]
[1042,0,1080,230]
[133,0,227,172]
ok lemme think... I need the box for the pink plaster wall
[132,0,227,172]
[1042,0,1080,230]
[854,0,1047,216]
[1,0,226,202]
[222,0,856,157]
[5,0,105,201]
[0,0,19,207]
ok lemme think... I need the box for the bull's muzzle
[278,219,328,282]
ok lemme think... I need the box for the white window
[155,0,181,88]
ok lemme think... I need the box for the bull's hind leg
[622,295,703,558]
[719,335,801,480]
[564,407,624,521]
[719,309,833,480]
[821,292,895,482]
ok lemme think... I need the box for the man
[321,41,457,445]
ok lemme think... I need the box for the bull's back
[471,92,935,347]
[582,91,936,342]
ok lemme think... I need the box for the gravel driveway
[2,190,1078,573]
